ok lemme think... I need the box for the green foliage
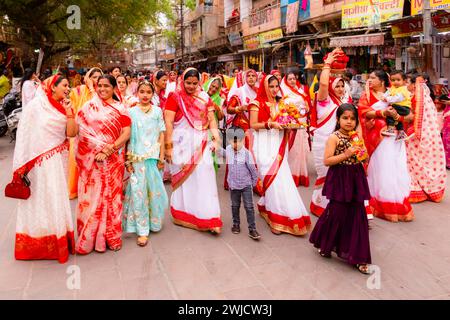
[0,0,173,60]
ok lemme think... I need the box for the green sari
[203,78,224,173]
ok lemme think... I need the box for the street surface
[1,136,450,300]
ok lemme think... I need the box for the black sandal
[318,249,331,258]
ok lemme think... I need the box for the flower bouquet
[275,101,308,129]
[348,130,368,162]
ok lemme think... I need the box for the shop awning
[329,33,385,47]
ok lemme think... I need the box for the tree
[0,0,173,63]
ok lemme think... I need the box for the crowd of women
[7,48,448,274]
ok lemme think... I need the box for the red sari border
[171,207,223,232]
[369,198,414,222]
[258,204,311,235]
[409,189,445,203]
[15,231,75,264]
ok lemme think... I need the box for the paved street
[0,135,450,300]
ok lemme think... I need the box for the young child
[122,80,168,247]
[382,70,411,140]
[218,126,261,240]
[309,103,372,274]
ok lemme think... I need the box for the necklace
[139,104,152,113]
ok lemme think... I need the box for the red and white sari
[280,76,312,187]
[166,68,222,233]
[12,75,75,263]
[309,78,351,216]
[406,80,446,203]
[75,94,131,253]
[250,75,311,235]
[359,90,414,222]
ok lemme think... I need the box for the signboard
[341,0,404,29]
[286,1,300,33]
[228,32,243,46]
[411,0,450,16]
[243,35,260,50]
[329,33,385,47]
[259,28,284,44]
[243,28,284,50]
[392,12,450,37]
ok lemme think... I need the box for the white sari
[12,79,74,263]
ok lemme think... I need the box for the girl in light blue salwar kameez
[123,81,168,246]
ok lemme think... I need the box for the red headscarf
[252,74,279,122]
[173,67,211,130]
[310,76,349,128]
[43,75,67,116]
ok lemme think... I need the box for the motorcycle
[0,90,22,142]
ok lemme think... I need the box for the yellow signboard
[259,28,284,44]
[342,0,405,29]
[411,0,450,16]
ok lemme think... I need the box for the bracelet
[67,114,75,119]
[264,122,270,130]
[322,66,331,70]
[112,142,119,150]
[165,142,173,149]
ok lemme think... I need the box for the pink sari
[406,81,447,203]
[75,95,131,253]
[444,103,450,168]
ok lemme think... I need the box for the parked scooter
[0,90,22,142]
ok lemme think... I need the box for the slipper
[270,228,282,235]
[356,264,371,275]
[318,249,331,258]
[137,236,148,247]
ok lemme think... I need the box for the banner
[286,1,299,33]
[259,28,284,43]
[243,35,261,50]
[411,0,450,16]
[342,0,405,29]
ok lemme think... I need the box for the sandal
[318,249,331,258]
[356,264,371,275]
[270,228,282,235]
[137,236,148,247]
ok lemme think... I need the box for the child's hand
[157,159,165,170]
[345,146,359,158]
[126,163,134,173]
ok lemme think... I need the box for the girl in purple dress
[309,103,372,274]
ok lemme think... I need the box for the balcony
[242,4,281,37]
[187,4,220,22]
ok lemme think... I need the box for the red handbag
[5,173,31,200]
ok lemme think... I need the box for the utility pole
[180,0,185,69]
[423,0,433,74]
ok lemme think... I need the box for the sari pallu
[75,95,131,253]
[358,91,414,222]
[309,78,350,216]
[167,73,222,233]
[251,75,311,235]
[406,82,446,203]
[12,77,75,263]
[280,76,312,187]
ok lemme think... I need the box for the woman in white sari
[309,50,351,217]
[280,71,312,187]
[249,74,311,235]
[164,68,223,233]
[10,74,78,263]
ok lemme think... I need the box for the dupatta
[310,77,350,131]
[227,69,257,105]
[76,94,130,183]
[171,67,211,131]
[203,77,224,108]
[12,75,69,177]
